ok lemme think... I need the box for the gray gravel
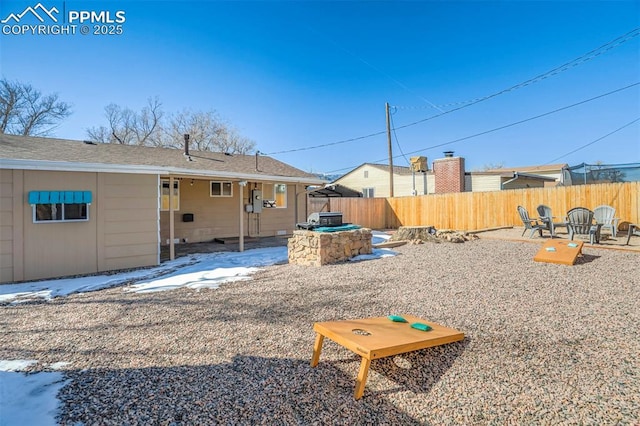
[1,239,639,425]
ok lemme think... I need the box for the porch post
[239,181,246,252]
[169,176,175,260]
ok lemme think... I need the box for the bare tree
[480,162,505,171]
[223,128,256,155]
[164,110,256,154]
[87,100,256,154]
[86,97,163,145]
[0,78,71,136]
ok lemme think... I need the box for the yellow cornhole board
[310,315,464,399]
[534,239,583,265]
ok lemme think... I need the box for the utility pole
[386,102,394,197]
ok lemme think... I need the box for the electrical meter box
[251,189,262,213]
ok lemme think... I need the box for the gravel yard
[1,239,639,425]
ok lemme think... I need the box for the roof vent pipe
[184,134,190,156]
[443,151,454,158]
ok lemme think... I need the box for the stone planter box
[288,228,373,266]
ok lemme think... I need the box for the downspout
[238,181,247,252]
[423,171,428,195]
[169,175,175,260]
[412,170,416,196]
[501,172,520,189]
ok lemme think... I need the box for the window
[62,203,88,220]
[210,181,233,197]
[161,179,180,211]
[363,187,375,198]
[270,183,287,208]
[364,170,369,178]
[34,203,88,222]
[29,191,91,223]
[260,183,287,208]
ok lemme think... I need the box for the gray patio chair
[517,205,545,238]
[626,223,639,245]
[566,207,602,244]
[593,205,619,237]
[536,204,567,238]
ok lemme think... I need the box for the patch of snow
[0,238,396,303]
[351,248,397,261]
[0,359,38,372]
[0,369,68,426]
[372,230,391,245]
[47,362,71,370]
[0,233,396,424]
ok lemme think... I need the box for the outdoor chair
[517,205,546,238]
[566,207,602,244]
[593,205,619,237]
[626,223,639,245]
[536,204,567,238]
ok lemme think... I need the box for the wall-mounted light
[190,179,194,186]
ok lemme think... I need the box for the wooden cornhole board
[310,315,464,399]
[533,239,583,265]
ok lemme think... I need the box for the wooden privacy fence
[323,182,640,231]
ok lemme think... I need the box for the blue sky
[1,1,639,175]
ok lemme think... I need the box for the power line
[389,108,411,166]
[323,82,640,174]
[395,82,640,158]
[394,27,640,111]
[544,117,640,164]
[266,27,640,157]
[267,129,386,155]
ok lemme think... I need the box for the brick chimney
[433,152,465,193]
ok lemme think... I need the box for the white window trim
[273,183,287,208]
[160,179,180,211]
[32,203,90,223]
[210,181,233,197]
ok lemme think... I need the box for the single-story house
[467,163,566,192]
[0,134,325,283]
[332,163,433,198]
[331,153,566,197]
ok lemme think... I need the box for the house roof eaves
[484,163,568,173]
[333,163,415,182]
[1,158,164,174]
[509,172,557,181]
[470,171,557,180]
[469,171,514,177]
[0,159,326,185]
[368,163,413,175]
[501,172,557,187]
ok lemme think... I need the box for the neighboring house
[466,163,566,192]
[332,163,434,198]
[0,135,324,283]
[333,154,566,197]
